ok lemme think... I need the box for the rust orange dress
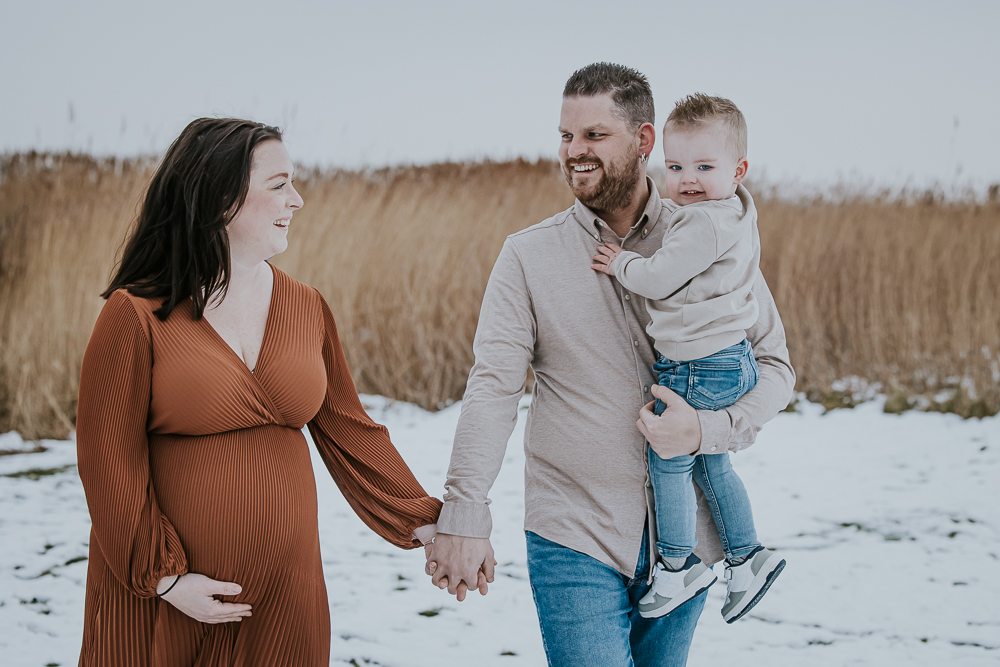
[75,265,442,666]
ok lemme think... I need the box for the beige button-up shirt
[438,178,795,577]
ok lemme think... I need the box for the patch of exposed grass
[2,464,75,480]
[926,388,999,419]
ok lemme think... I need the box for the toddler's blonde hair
[665,93,747,160]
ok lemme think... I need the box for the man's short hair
[665,93,748,160]
[563,63,655,132]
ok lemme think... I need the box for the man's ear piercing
[640,154,648,164]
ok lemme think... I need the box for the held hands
[591,242,624,275]
[421,390,700,603]
[424,534,495,602]
[638,385,703,459]
[157,572,252,624]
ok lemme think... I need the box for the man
[426,63,795,665]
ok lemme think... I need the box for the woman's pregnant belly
[149,424,320,601]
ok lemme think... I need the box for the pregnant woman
[76,117,441,665]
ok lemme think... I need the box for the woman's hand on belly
[158,573,253,624]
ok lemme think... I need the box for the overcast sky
[3,0,998,191]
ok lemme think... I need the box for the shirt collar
[572,176,663,241]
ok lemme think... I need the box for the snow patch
[1,397,998,666]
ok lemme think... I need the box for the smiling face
[226,139,303,264]
[662,121,748,205]
[558,93,644,213]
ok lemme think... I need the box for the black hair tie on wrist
[158,574,182,598]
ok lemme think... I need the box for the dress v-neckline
[199,263,279,377]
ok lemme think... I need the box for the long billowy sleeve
[307,294,442,549]
[76,291,188,597]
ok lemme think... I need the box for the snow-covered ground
[1,397,998,666]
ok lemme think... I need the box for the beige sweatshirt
[610,185,760,362]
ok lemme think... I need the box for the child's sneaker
[721,547,785,623]
[637,555,718,619]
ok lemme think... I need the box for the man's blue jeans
[526,530,705,666]
[650,339,761,563]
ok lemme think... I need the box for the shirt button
[642,229,649,237]
[594,234,600,241]
[633,340,639,347]
[625,294,631,300]
[643,386,649,393]
[711,446,717,452]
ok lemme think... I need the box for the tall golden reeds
[756,193,1000,415]
[1,152,998,439]
[275,160,574,409]
[0,153,155,439]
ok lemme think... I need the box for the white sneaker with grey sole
[722,547,785,623]
[637,559,717,619]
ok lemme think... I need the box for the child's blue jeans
[649,339,761,564]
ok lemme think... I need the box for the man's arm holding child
[639,272,795,457]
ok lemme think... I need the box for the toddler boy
[592,93,785,623]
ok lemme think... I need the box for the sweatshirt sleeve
[611,207,720,300]
[76,291,188,597]
[697,272,796,454]
[307,293,442,549]
[437,239,535,538]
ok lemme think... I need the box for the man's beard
[563,143,642,214]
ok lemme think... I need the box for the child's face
[662,121,747,205]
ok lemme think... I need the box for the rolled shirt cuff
[412,523,437,546]
[697,409,732,454]
[437,501,493,538]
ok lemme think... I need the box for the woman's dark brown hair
[103,117,282,320]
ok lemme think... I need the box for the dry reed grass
[1,152,998,440]
[755,192,1000,416]
[274,160,573,408]
[0,153,154,439]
